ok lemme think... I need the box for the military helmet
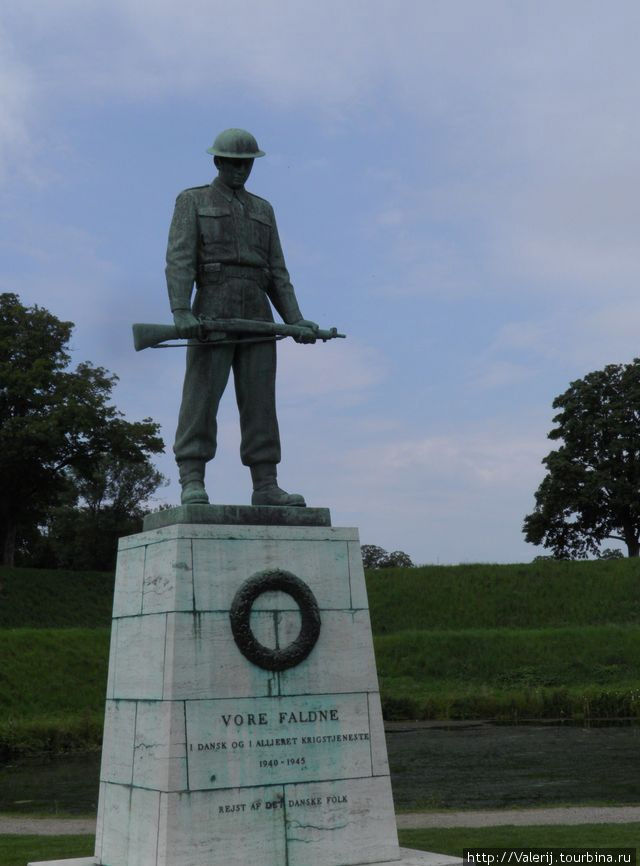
[206,128,265,158]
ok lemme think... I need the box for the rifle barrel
[202,319,344,340]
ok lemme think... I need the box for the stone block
[142,537,194,614]
[184,692,372,791]
[192,536,351,610]
[94,781,105,857]
[112,546,145,617]
[95,783,160,866]
[397,853,463,865]
[30,852,463,866]
[284,776,399,866]
[105,622,117,700]
[132,700,188,791]
[112,614,167,700]
[347,538,368,609]
[27,857,98,866]
[279,609,378,695]
[368,691,390,776]
[99,700,136,785]
[143,503,332,531]
[117,522,359,551]
[162,611,277,700]
[156,786,287,866]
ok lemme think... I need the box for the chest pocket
[198,206,233,248]
[247,212,271,254]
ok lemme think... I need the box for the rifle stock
[132,323,180,351]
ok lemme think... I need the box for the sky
[1,1,639,564]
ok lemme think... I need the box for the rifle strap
[152,335,284,349]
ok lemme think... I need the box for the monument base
[31,508,461,866]
[28,848,463,866]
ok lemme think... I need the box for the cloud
[491,321,556,354]
[479,304,640,379]
[372,238,482,299]
[0,25,37,181]
[467,320,563,389]
[471,360,537,390]
[342,427,546,489]
[5,0,385,109]
[494,168,640,294]
[277,338,386,404]
[6,3,640,191]
[0,216,118,333]
[308,417,552,563]
[6,3,633,127]
[567,302,640,369]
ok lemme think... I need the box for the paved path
[396,805,640,828]
[0,816,95,835]
[2,806,640,835]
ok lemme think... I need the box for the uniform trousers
[173,336,281,468]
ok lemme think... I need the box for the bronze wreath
[229,569,321,671]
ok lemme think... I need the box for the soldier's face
[215,157,254,189]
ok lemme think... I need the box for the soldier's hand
[293,318,319,344]
[173,309,201,339]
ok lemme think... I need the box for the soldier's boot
[178,460,209,505]
[250,463,306,507]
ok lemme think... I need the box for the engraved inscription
[185,693,372,790]
[214,793,349,813]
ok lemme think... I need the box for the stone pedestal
[30,506,460,866]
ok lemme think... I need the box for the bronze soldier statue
[166,128,319,507]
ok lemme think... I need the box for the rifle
[132,318,346,352]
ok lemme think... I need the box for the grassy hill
[368,558,640,720]
[0,559,639,754]
[0,567,114,629]
[367,558,640,631]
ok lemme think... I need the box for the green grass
[399,825,640,855]
[0,630,109,718]
[0,835,94,866]
[375,624,640,720]
[367,559,640,633]
[0,713,104,756]
[0,568,114,629]
[367,559,640,720]
[376,625,640,684]
[0,829,637,866]
[0,629,109,755]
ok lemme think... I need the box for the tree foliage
[20,456,167,571]
[523,359,640,558]
[0,293,165,566]
[361,544,414,569]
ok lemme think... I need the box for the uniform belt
[199,262,270,287]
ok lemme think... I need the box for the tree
[597,547,624,560]
[20,455,167,571]
[361,544,414,569]
[69,452,166,522]
[0,293,164,566]
[523,359,640,558]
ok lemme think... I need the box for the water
[386,721,640,811]
[0,723,638,815]
[0,752,101,815]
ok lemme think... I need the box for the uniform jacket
[165,177,302,323]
